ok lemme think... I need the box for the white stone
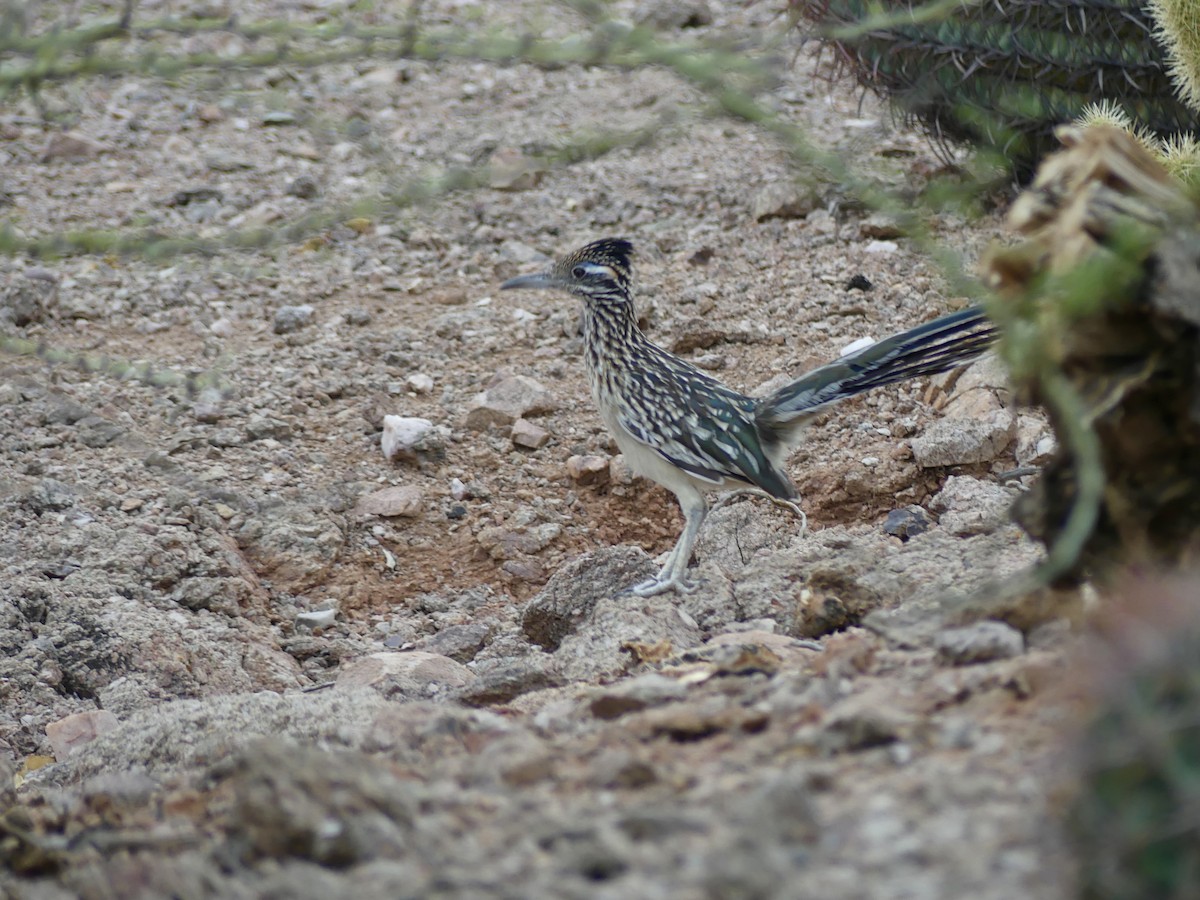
[381,415,437,461]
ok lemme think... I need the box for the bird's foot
[709,490,807,535]
[628,574,697,597]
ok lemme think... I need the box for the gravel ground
[1,1,1081,897]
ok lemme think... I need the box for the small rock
[821,690,910,752]
[296,607,338,629]
[609,454,639,486]
[859,212,905,239]
[406,373,434,393]
[636,0,714,28]
[262,110,297,125]
[476,523,561,560]
[41,131,105,161]
[453,658,559,706]
[205,152,254,172]
[416,622,492,663]
[864,240,898,254]
[929,475,1014,536]
[910,410,1016,467]
[245,416,292,441]
[449,478,470,501]
[272,304,315,334]
[381,415,446,463]
[511,418,550,449]
[2,279,55,326]
[522,546,657,650]
[355,485,424,518]
[45,710,120,760]
[464,375,557,430]
[935,621,1024,665]
[751,181,818,221]
[286,174,319,199]
[589,674,688,720]
[1015,413,1056,466]
[336,650,476,695]
[566,454,609,485]
[488,146,543,191]
[883,506,930,541]
[197,103,224,123]
[25,478,76,512]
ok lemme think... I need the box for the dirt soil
[1,1,1086,897]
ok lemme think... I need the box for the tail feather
[757,307,996,426]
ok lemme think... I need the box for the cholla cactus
[793,0,1195,179]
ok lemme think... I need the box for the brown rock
[46,709,120,760]
[511,418,550,449]
[336,651,476,693]
[488,147,544,191]
[355,485,424,518]
[41,131,105,162]
[751,181,819,221]
[566,454,609,485]
[465,375,557,430]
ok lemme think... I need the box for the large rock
[464,375,557,430]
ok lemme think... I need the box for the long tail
[756,307,997,427]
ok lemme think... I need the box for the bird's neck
[581,294,648,377]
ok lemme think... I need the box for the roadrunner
[502,238,997,595]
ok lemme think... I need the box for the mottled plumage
[502,238,997,595]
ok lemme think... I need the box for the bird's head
[500,238,634,302]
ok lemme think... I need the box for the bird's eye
[571,265,588,279]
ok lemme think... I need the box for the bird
[501,238,998,596]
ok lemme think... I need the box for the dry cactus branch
[985,125,1200,581]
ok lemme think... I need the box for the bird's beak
[500,272,557,291]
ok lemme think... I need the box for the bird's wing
[612,354,794,498]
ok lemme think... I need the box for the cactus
[1066,579,1200,899]
[1148,0,1200,112]
[792,0,1196,180]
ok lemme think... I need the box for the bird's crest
[556,238,635,294]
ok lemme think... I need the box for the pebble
[860,212,905,239]
[488,146,543,191]
[41,131,105,162]
[636,0,714,28]
[209,317,235,337]
[883,506,930,541]
[910,410,1016,467]
[935,621,1025,665]
[286,174,319,199]
[335,650,475,692]
[45,710,120,760]
[464,374,557,430]
[589,674,688,720]
[296,608,338,629]
[864,240,898,254]
[406,373,434,393]
[355,485,424,518]
[511,418,550,449]
[751,181,818,221]
[416,622,492,663]
[929,475,1015,536]
[566,454,610,485]
[381,416,445,463]
[272,304,315,334]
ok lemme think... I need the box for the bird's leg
[630,497,708,596]
[707,489,808,534]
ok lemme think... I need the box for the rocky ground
[1,1,1087,897]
